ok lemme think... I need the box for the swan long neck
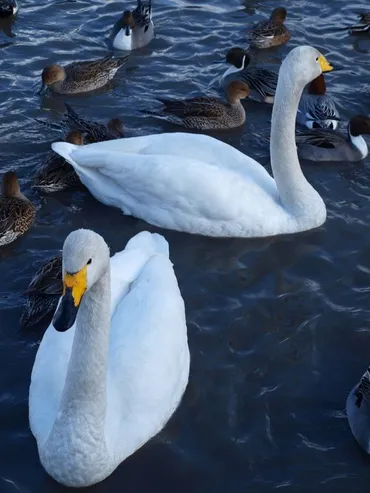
[58,267,111,423]
[270,65,319,212]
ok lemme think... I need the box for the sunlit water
[0,0,370,491]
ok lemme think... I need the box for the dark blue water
[1,0,370,491]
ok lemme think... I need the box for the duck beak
[52,267,87,332]
[124,24,131,36]
[318,54,335,73]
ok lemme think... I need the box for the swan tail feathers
[125,231,169,258]
[51,142,79,167]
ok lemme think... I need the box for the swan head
[282,46,334,89]
[52,229,110,332]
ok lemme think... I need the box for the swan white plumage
[52,46,334,238]
[29,229,190,487]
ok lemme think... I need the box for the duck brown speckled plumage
[247,7,290,49]
[40,56,128,95]
[348,12,370,34]
[20,256,62,330]
[158,80,249,130]
[34,130,84,193]
[0,172,36,246]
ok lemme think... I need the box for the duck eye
[87,258,92,265]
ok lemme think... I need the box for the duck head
[270,7,287,24]
[349,115,370,136]
[2,171,21,198]
[40,65,66,94]
[226,80,250,103]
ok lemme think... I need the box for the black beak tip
[52,289,79,332]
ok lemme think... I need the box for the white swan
[52,46,334,238]
[29,229,190,487]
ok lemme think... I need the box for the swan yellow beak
[52,266,87,332]
[63,266,87,307]
[318,54,334,73]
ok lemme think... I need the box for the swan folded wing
[106,254,188,456]
[66,147,274,224]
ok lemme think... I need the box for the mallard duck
[20,256,62,330]
[297,74,340,130]
[348,12,370,34]
[156,81,249,130]
[0,172,36,246]
[347,366,370,453]
[52,47,334,238]
[29,229,190,487]
[217,47,278,103]
[34,130,84,193]
[112,0,154,51]
[247,7,290,49]
[297,115,370,162]
[0,0,17,17]
[40,56,128,95]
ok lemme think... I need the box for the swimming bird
[20,256,62,330]
[296,115,370,162]
[34,131,84,193]
[0,0,17,17]
[217,47,278,103]
[247,7,290,49]
[113,1,154,51]
[29,229,189,487]
[0,172,36,246]
[35,104,124,144]
[348,12,370,34]
[51,46,334,238]
[297,74,340,130]
[40,56,128,95]
[347,366,370,453]
[157,81,249,130]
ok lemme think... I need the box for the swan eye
[87,258,92,265]
[315,56,319,62]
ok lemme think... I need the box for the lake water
[0,0,370,491]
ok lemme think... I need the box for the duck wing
[296,128,347,149]
[159,97,223,118]
[25,256,62,296]
[241,67,278,99]
[298,94,339,125]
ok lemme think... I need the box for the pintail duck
[348,12,370,34]
[157,81,249,130]
[113,0,154,51]
[247,7,290,49]
[34,131,84,193]
[297,74,340,130]
[0,0,17,17]
[40,56,128,95]
[347,365,370,454]
[0,172,36,246]
[297,115,370,162]
[20,256,62,330]
[217,47,278,103]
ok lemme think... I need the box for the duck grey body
[297,115,370,162]
[347,367,370,454]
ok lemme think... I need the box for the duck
[347,365,370,453]
[34,131,84,193]
[0,172,36,246]
[296,115,370,162]
[297,74,340,130]
[112,0,154,51]
[36,104,124,144]
[52,46,334,238]
[20,256,62,330]
[348,12,370,34]
[29,229,189,487]
[156,80,249,130]
[216,47,278,103]
[247,7,290,49]
[0,0,17,17]
[40,56,128,95]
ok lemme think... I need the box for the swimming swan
[52,46,333,238]
[29,229,190,487]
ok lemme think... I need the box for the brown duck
[158,81,249,130]
[247,7,290,49]
[0,172,36,246]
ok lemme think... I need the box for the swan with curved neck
[52,46,334,238]
[29,229,190,487]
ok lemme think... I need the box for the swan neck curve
[270,62,321,212]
